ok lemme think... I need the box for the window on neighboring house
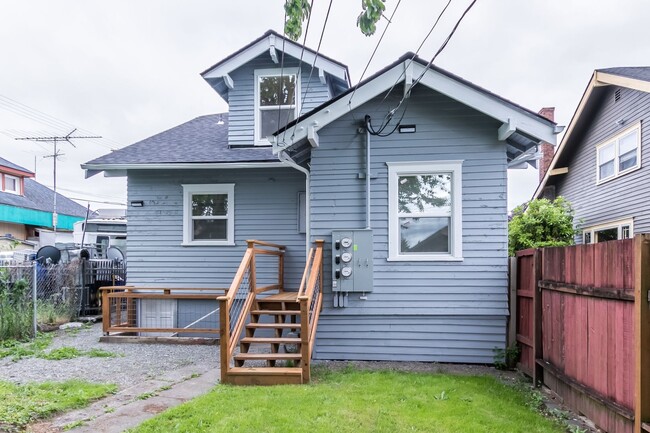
[255,68,299,145]
[3,175,19,194]
[583,219,633,244]
[596,123,641,183]
[182,184,235,246]
[387,161,463,261]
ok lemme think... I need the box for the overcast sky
[1,0,649,211]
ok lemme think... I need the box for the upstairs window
[387,161,463,261]
[596,123,641,183]
[255,68,299,145]
[583,218,633,244]
[182,184,235,246]
[3,175,19,194]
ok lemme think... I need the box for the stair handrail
[218,240,285,383]
[297,240,325,383]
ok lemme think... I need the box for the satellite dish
[36,245,61,265]
[106,246,125,263]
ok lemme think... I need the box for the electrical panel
[331,229,373,293]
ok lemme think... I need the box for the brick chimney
[537,107,555,182]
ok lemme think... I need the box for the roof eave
[81,161,286,178]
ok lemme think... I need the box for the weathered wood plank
[539,280,635,301]
[635,234,650,433]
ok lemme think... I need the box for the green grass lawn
[129,369,564,433]
[0,380,117,431]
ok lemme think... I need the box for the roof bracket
[404,62,413,97]
[308,125,319,148]
[498,118,516,141]
[269,34,279,63]
[318,68,326,85]
[223,74,234,90]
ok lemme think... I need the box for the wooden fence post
[635,234,650,433]
[508,256,518,347]
[533,248,544,387]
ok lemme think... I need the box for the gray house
[535,68,650,243]
[84,31,558,371]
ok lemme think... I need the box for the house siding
[228,53,331,147]
[554,87,650,241]
[125,167,306,289]
[310,85,509,363]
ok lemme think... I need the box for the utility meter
[331,229,373,293]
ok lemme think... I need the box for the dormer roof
[201,30,350,102]
[0,156,34,177]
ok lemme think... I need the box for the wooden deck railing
[100,286,227,336]
[218,240,286,382]
[298,240,325,383]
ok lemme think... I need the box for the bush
[0,268,33,341]
[508,197,577,256]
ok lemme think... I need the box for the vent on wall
[615,89,621,102]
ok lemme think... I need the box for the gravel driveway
[0,323,219,389]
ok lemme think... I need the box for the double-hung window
[254,68,299,145]
[596,123,641,183]
[4,175,19,194]
[387,161,463,261]
[182,184,235,246]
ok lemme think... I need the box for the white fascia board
[273,64,406,153]
[202,35,348,83]
[415,64,558,145]
[82,162,286,178]
[595,71,650,93]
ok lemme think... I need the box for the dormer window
[254,68,299,145]
[3,174,20,195]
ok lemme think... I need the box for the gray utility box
[331,229,373,293]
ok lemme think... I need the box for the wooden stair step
[251,310,300,316]
[226,367,303,385]
[257,292,299,302]
[234,353,301,361]
[246,323,301,329]
[240,337,301,344]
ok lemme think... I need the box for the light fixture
[130,200,144,207]
[398,124,416,134]
[217,114,225,125]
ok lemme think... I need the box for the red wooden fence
[512,235,650,433]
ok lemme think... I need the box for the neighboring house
[0,156,89,246]
[535,68,650,244]
[83,30,558,364]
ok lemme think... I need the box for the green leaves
[284,0,311,41]
[508,197,578,256]
[357,0,386,36]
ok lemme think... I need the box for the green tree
[284,0,386,41]
[508,197,577,256]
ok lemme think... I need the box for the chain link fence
[0,259,121,341]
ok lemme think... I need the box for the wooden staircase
[218,240,324,385]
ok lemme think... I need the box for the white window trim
[595,122,641,185]
[387,160,463,262]
[4,174,19,195]
[254,67,300,146]
[582,217,634,244]
[182,184,235,246]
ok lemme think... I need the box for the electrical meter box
[331,229,373,292]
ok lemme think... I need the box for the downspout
[365,117,371,229]
[278,150,311,256]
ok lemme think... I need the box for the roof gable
[0,156,34,177]
[272,53,559,157]
[201,30,350,102]
[534,67,650,199]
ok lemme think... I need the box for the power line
[15,129,101,234]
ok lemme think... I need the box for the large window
[182,184,235,246]
[596,123,641,183]
[583,218,633,244]
[387,161,463,261]
[254,68,299,145]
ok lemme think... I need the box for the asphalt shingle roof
[85,114,277,166]
[0,178,88,218]
[598,67,650,82]
[0,156,33,174]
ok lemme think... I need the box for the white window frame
[182,184,235,246]
[387,161,463,262]
[596,122,641,184]
[582,218,633,244]
[254,67,300,146]
[4,174,19,194]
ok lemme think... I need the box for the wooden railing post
[279,250,285,292]
[635,234,650,433]
[218,296,229,383]
[101,288,109,335]
[299,297,310,383]
[247,240,256,293]
[533,248,543,387]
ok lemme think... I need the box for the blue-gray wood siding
[554,87,650,241]
[125,167,306,289]
[227,53,331,147]
[310,85,509,363]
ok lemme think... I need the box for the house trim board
[82,162,287,178]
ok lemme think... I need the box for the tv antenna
[16,129,101,234]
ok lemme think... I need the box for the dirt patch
[26,422,60,433]
[142,404,168,414]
